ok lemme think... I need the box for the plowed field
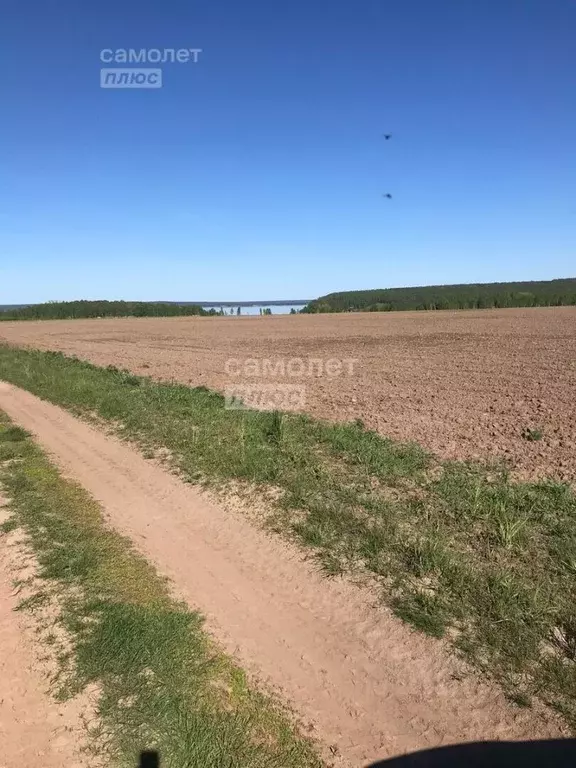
[2,307,575,480]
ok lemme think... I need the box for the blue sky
[1,0,574,303]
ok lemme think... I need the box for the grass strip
[1,344,576,726]
[0,410,323,768]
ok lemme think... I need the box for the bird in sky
[383,134,392,140]
[382,193,393,199]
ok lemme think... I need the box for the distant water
[203,304,304,316]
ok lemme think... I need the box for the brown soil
[1,307,575,480]
[0,497,92,768]
[0,382,566,767]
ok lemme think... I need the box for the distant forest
[302,278,576,314]
[0,300,218,321]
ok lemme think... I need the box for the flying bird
[383,134,392,140]
[382,193,393,199]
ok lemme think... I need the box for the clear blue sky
[1,0,574,303]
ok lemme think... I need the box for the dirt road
[0,382,565,766]
[0,499,89,768]
[1,307,575,481]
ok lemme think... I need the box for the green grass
[522,427,544,442]
[1,344,576,727]
[0,410,323,768]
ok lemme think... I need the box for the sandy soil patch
[0,516,93,767]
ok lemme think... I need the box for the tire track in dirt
[0,500,90,768]
[0,382,566,766]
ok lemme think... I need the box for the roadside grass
[1,345,576,727]
[0,410,323,768]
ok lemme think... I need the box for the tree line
[0,300,218,321]
[0,301,287,321]
[302,278,576,314]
